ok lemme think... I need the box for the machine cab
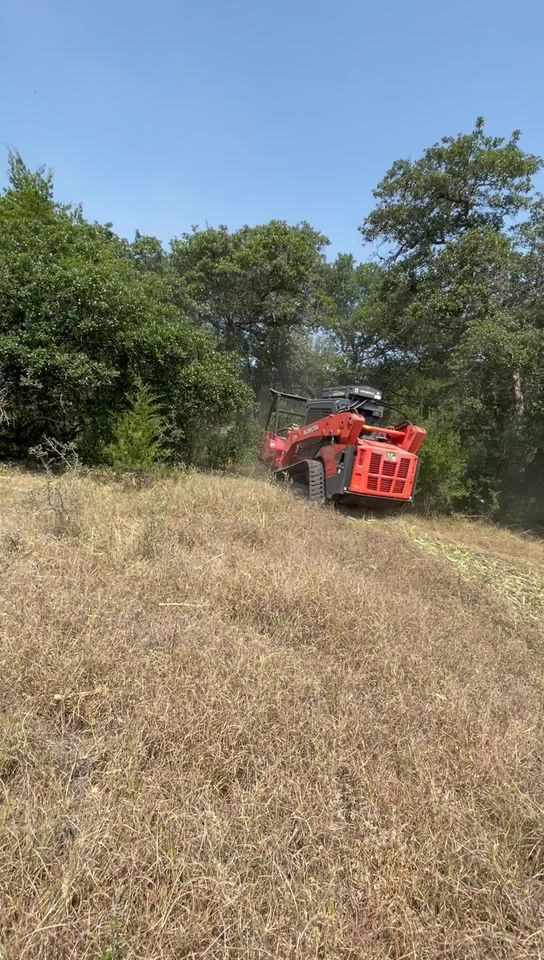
[305,385,385,428]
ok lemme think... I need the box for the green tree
[128,231,167,273]
[360,121,544,517]
[169,221,329,395]
[0,154,252,463]
[362,117,541,265]
[320,255,389,378]
[104,380,165,471]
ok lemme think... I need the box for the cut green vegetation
[410,529,544,626]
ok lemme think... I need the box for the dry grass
[1,467,543,959]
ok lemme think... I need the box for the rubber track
[307,459,325,503]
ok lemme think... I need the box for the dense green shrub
[415,416,469,513]
[0,155,252,465]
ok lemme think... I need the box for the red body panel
[259,411,426,503]
[349,441,418,499]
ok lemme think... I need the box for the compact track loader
[259,385,426,506]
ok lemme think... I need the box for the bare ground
[0,468,543,959]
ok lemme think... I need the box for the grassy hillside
[1,468,543,960]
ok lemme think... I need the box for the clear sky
[1,0,543,258]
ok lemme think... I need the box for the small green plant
[99,916,126,960]
[104,380,166,472]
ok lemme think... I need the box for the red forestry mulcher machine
[259,385,426,507]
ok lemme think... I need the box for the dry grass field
[1,467,543,959]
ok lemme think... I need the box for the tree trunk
[512,370,524,418]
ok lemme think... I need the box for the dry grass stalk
[28,439,82,539]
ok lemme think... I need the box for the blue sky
[1,0,543,258]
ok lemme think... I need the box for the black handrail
[269,388,310,403]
